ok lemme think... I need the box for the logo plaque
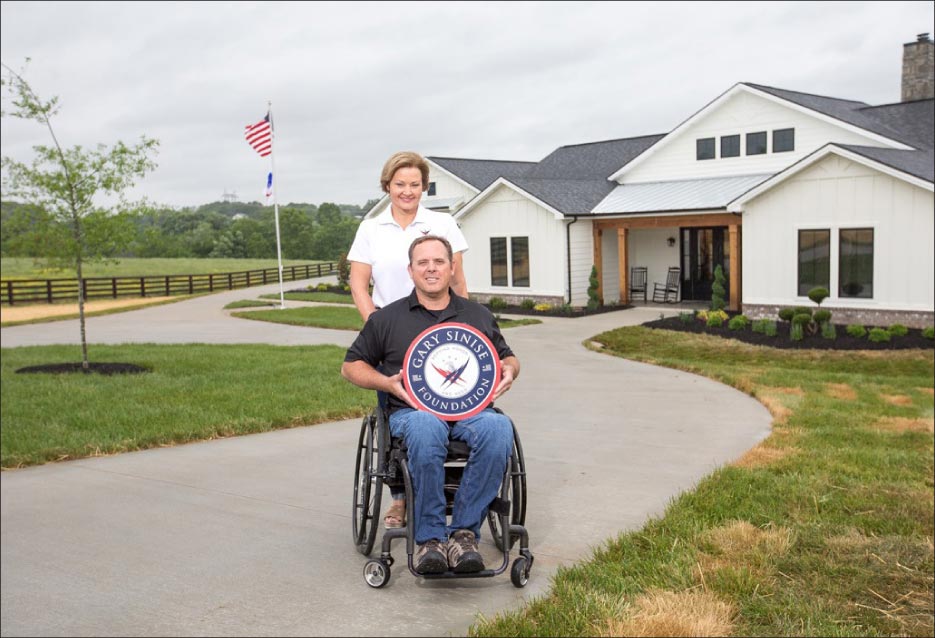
[403,322,501,421]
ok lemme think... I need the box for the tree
[1,61,159,370]
[710,264,727,311]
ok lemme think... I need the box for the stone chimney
[902,33,934,101]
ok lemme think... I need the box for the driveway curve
[1,278,772,637]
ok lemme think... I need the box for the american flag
[245,112,272,157]
[265,172,274,202]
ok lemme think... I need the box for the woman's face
[388,166,423,215]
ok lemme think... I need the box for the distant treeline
[0,199,380,261]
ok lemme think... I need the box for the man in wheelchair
[341,235,520,575]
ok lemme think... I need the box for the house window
[798,229,830,296]
[839,228,873,298]
[773,128,795,153]
[511,237,530,287]
[696,138,715,160]
[746,131,767,155]
[427,181,436,196]
[491,236,530,287]
[720,135,740,158]
[490,238,507,286]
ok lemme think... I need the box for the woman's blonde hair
[380,151,430,193]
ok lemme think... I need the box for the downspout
[566,215,579,304]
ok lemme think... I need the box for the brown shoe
[415,539,448,574]
[447,529,484,573]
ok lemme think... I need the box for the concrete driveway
[0,279,772,636]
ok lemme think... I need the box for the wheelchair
[352,402,532,588]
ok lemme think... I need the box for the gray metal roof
[838,144,935,182]
[427,157,536,191]
[592,174,772,214]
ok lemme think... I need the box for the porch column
[593,225,603,302]
[617,227,629,304]
[729,224,740,311]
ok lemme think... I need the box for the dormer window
[696,138,715,160]
[746,131,767,155]
[773,128,795,153]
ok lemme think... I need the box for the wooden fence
[0,262,337,306]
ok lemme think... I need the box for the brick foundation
[743,304,935,329]
[470,293,565,307]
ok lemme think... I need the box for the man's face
[408,239,453,296]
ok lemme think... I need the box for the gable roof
[743,83,932,150]
[427,157,536,191]
[728,143,934,212]
[524,135,664,179]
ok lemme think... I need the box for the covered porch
[592,213,742,311]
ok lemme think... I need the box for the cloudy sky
[1,1,932,209]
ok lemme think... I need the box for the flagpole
[268,101,286,309]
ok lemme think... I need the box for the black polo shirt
[344,289,515,416]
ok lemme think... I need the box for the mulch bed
[16,362,150,375]
[643,315,934,351]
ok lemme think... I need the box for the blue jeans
[388,408,513,544]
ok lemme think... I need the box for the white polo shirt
[347,205,469,308]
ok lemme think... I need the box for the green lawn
[232,306,364,331]
[0,344,372,468]
[471,327,933,637]
[0,257,327,279]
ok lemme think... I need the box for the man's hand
[493,359,518,400]
[385,371,418,409]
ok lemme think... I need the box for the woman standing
[346,151,469,527]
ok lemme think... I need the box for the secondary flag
[245,112,272,157]
[265,171,274,203]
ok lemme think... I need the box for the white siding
[742,153,935,311]
[459,184,569,300]
[567,219,593,306]
[623,90,897,184]
[426,167,477,213]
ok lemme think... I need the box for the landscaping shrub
[337,253,350,287]
[489,297,508,311]
[868,327,891,343]
[778,307,796,322]
[533,303,552,312]
[710,265,727,311]
[814,309,832,324]
[846,324,867,338]
[924,327,935,339]
[707,313,725,328]
[792,313,812,327]
[790,321,804,341]
[728,315,749,331]
[558,303,575,315]
[889,323,909,337]
[751,318,768,333]
[587,265,602,311]
[316,283,329,292]
[821,321,837,340]
[793,306,813,318]
[807,286,830,306]
[521,298,536,310]
[763,321,778,337]
[698,309,728,324]
[678,311,695,323]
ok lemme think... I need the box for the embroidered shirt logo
[403,322,500,420]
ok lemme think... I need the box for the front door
[680,227,730,302]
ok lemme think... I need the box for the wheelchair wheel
[487,426,527,551]
[352,410,383,556]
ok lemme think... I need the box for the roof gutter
[566,215,579,304]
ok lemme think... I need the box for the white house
[364,35,934,327]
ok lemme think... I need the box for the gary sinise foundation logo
[403,322,501,420]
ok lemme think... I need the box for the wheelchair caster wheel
[510,557,529,588]
[363,560,391,588]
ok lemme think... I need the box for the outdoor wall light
[666,236,676,247]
